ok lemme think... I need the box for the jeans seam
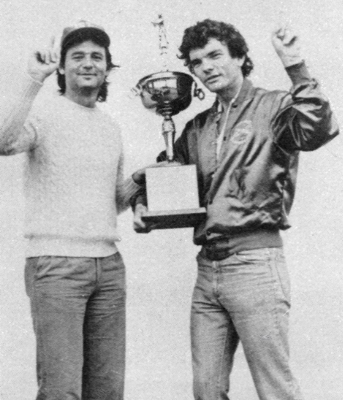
[31,257,47,390]
[268,250,295,398]
[216,323,230,400]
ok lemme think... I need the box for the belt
[201,229,283,261]
[201,246,233,261]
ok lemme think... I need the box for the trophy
[133,15,207,229]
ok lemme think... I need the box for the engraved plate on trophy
[133,15,206,229]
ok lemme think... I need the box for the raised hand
[28,36,60,83]
[271,25,302,67]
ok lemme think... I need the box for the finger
[49,36,60,63]
[133,223,151,233]
[283,29,298,46]
[49,36,55,49]
[133,215,147,229]
[273,25,286,40]
[48,49,59,64]
[35,50,48,64]
[35,51,44,64]
[148,223,159,231]
[53,36,61,59]
[133,220,146,230]
[134,225,148,233]
[137,223,158,233]
[42,49,53,65]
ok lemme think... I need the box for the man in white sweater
[0,21,144,400]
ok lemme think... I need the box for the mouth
[206,75,220,83]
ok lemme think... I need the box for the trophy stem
[162,113,175,162]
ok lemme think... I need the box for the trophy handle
[193,82,205,100]
[130,85,141,98]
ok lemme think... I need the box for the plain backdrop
[0,0,342,399]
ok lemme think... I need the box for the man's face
[189,38,244,95]
[59,40,109,94]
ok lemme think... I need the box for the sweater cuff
[126,176,143,194]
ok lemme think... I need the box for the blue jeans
[25,253,126,400]
[191,248,303,400]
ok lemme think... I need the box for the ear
[104,69,111,79]
[58,66,65,75]
[237,56,245,67]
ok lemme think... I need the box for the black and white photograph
[0,0,342,399]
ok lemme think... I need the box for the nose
[201,58,214,73]
[82,55,94,69]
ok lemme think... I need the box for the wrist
[279,54,303,68]
[27,70,47,84]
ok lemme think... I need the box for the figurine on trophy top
[132,15,206,230]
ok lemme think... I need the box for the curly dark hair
[57,30,118,102]
[179,19,253,77]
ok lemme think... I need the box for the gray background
[0,0,342,399]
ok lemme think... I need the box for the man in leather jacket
[134,19,339,400]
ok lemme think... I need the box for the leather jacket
[160,62,339,245]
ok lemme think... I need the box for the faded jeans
[25,253,126,400]
[191,247,303,400]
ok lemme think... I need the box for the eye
[72,54,83,61]
[190,60,201,69]
[93,54,104,61]
[210,52,221,59]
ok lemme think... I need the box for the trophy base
[145,164,206,229]
[142,207,206,230]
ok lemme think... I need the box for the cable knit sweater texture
[0,74,140,257]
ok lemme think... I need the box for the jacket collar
[210,78,255,115]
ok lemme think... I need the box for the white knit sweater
[0,74,140,257]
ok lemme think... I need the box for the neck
[64,88,99,108]
[217,76,244,107]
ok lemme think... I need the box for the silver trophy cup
[136,71,204,161]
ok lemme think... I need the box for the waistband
[25,236,119,258]
[201,229,282,261]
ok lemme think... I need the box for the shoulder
[250,85,289,108]
[30,93,73,122]
[252,81,288,97]
[184,106,214,132]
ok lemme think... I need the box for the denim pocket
[270,249,291,306]
[33,256,71,281]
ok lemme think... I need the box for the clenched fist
[272,25,302,67]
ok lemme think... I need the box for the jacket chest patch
[230,120,253,145]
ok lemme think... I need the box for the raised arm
[270,25,339,152]
[0,37,59,155]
